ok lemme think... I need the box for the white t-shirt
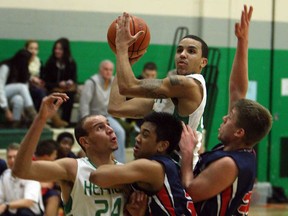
[0,169,44,215]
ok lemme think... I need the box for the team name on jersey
[84,180,122,196]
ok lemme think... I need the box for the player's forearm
[108,76,128,117]
[12,115,47,178]
[181,153,195,189]
[230,39,249,95]
[116,51,139,94]
[90,163,145,188]
[90,167,120,188]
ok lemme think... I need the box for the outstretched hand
[235,5,253,41]
[38,93,69,120]
[115,12,144,53]
[125,190,148,216]
[179,122,198,156]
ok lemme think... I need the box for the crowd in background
[0,131,83,216]
[0,38,159,215]
[0,38,77,129]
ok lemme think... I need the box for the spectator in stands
[56,132,77,159]
[0,159,7,176]
[79,60,126,163]
[138,62,158,80]
[25,40,46,112]
[0,49,37,128]
[42,38,77,126]
[0,143,44,216]
[34,139,61,216]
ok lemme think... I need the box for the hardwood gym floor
[250,204,288,215]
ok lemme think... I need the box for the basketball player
[180,5,272,215]
[12,93,126,215]
[109,12,209,166]
[90,112,196,215]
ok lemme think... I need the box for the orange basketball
[107,15,150,59]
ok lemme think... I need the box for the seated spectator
[0,143,44,216]
[34,139,61,216]
[79,60,126,163]
[42,38,77,126]
[138,62,158,80]
[0,159,7,176]
[56,132,77,159]
[0,49,37,128]
[25,40,46,111]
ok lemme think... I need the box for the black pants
[1,208,43,216]
[60,91,75,123]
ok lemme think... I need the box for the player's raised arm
[12,93,72,181]
[229,5,253,111]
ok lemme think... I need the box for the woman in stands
[42,38,77,127]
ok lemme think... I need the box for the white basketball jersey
[153,74,207,167]
[65,157,125,216]
[153,73,206,130]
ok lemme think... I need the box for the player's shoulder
[56,157,78,173]
[128,158,162,170]
[165,73,198,85]
[212,156,238,172]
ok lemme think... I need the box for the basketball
[107,15,150,59]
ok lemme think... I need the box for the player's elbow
[118,84,130,95]
[183,182,205,202]
[107,105,122,118]
[182,179,192,191]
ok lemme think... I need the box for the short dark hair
[57,132,75,144]
[234,99,272,146]
[143,62,157,71]
[182,35,209,58]
[35,139,58,157]
[143,112,183,154]
[74,115,95,152]
[7,143,20,152]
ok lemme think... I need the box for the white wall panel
[0,0,202,17]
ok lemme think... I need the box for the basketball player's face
[84,116,118,153]
[134,122,159,159]
[218,108,240,144]
[175,38,207,75]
